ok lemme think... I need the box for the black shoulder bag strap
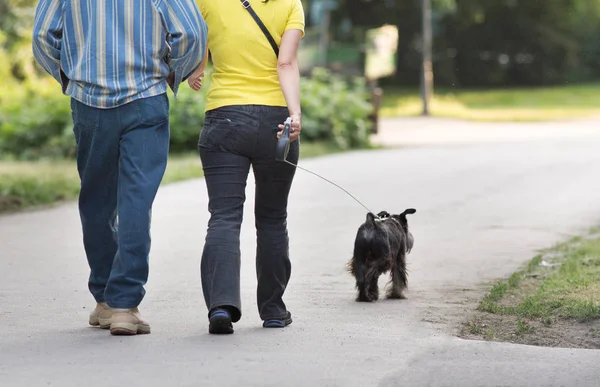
[240,0,279,58]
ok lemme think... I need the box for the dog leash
[277,118,381,219]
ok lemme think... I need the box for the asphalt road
[2,117,600,387]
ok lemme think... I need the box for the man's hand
[277,113,301,142]
[60,69,70,94]
[166,72,175,91]
[187,67,204,91]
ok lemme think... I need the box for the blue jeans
[198,104,299,322]
[70,93,170,309]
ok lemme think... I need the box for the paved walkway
[2,117,600,386]
[372,115,600,147]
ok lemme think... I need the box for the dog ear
[366,212,376,223]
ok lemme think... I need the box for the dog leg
[356,271,374,302]
[357,285,370,302]
[365,269,379,302]
[349,257,370,302]
[355,267,379,302]
[368,279,379,301]
[386,251,408,299]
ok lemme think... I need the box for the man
[32,0,208,336]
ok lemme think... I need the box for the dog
[348,208,416,302]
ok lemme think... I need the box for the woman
[187,0,304,334]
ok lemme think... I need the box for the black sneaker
[262,311,292,328]
[209,308,234,334]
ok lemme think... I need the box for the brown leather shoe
[88,302,113,329]
[109,308,151,335]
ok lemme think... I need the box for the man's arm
[197,45,210,75]
[32,0,66,92]
[156,0,208,96]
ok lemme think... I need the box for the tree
[0,0,37,81]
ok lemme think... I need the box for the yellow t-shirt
[196,0,305,112]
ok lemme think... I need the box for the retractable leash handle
[275,117,292,162]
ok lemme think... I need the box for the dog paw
[356,292,378,302]
[368,294,379,302]
[356,298,373,303]
[386,292,407,300]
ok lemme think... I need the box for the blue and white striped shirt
[32,0,208,109]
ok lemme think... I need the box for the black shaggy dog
[348,209,416,302]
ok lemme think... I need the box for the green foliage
[476,234,600,322]
[435,0,589,86]
[0,0,37,81]
[336,0,600,87]
[166,70,211,154]
[0,67,373,160]
[380,82,600,121]
[0,30,12,80]
[0,79,74,160]
[300,67,373,149]
[0,171,80,212]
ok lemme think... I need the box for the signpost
[311,0,338,67]
[421,0,433,116]
[364,24,399,81]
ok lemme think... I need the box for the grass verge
[459,230,600,349]
[381,82,600,122]
[0,141,346,214]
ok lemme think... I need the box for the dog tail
[401,208,416,217]
[398,208,416,225]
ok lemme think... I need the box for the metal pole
[319,8,331,66]
[421,0,433,116]
[318,1,331,67]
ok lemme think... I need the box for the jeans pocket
[71,98,100,137]
[199,108,260,153]
[135,93,169,126]
[199,116,240,151]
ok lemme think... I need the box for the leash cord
[283,159,378,217]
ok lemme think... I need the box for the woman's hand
[277,113,301,142]
[187,67,204,91]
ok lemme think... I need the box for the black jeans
[198,104,299,323]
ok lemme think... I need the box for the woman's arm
[277,29,302,118]
[277,29,303,141]
[157,0,207,95]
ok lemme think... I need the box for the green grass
[381,82,600,122]
[477,233,600,323]
[515,320,534,336]
[0,141,343,214]
[0,159,80,212]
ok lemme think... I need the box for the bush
[0,67,373,160]
[166,70,211,153]
[0,31,12,80]
[0,79,74,160]
[0,76,210,160]
[300,67,373,149]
